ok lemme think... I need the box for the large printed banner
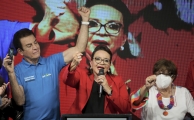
[0,0,194,117]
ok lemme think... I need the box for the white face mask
[156,74,172,89]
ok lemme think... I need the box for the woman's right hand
[69,52,83,71]
[145,75,156,90]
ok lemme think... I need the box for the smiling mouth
[92,41,109,46]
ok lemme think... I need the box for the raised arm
[132,75,156,106]
[62,7,90,64]
[3,55,25,106]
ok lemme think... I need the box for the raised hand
[3,55,14,74]
[69,52,83,71]
[78,7,90,21]
[145,75,156,90]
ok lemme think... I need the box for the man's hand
[3,55,14,73]
[78,7,90,22]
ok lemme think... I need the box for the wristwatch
[81,21,89,25]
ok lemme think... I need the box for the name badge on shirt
[42,73,51,78]
[24,76,35,82]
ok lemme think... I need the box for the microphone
[98,68,104,97]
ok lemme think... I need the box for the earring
[89,67,93,73]
[120,46,124,51]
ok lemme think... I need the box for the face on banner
[86,5,126,62]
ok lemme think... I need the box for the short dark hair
[13,28,35,50]
[85,0,131,34]
[153,58,177,80]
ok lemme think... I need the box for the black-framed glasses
[89,20,122,34]
[94,57,110,64]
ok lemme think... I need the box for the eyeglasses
[94,57,110,64]
[89,20,122,34]
[155,71,172,76]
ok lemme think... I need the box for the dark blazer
[63,66,130,114]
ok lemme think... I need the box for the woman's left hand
[95,75,112,95]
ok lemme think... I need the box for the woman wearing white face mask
[130,58,194,120]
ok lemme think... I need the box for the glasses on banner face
[89,20,123,34]
[94,57,110,65]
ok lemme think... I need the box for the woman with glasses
[63,45,130,114]
[130,58,194,120]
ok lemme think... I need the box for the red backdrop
[1,0,194,118]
